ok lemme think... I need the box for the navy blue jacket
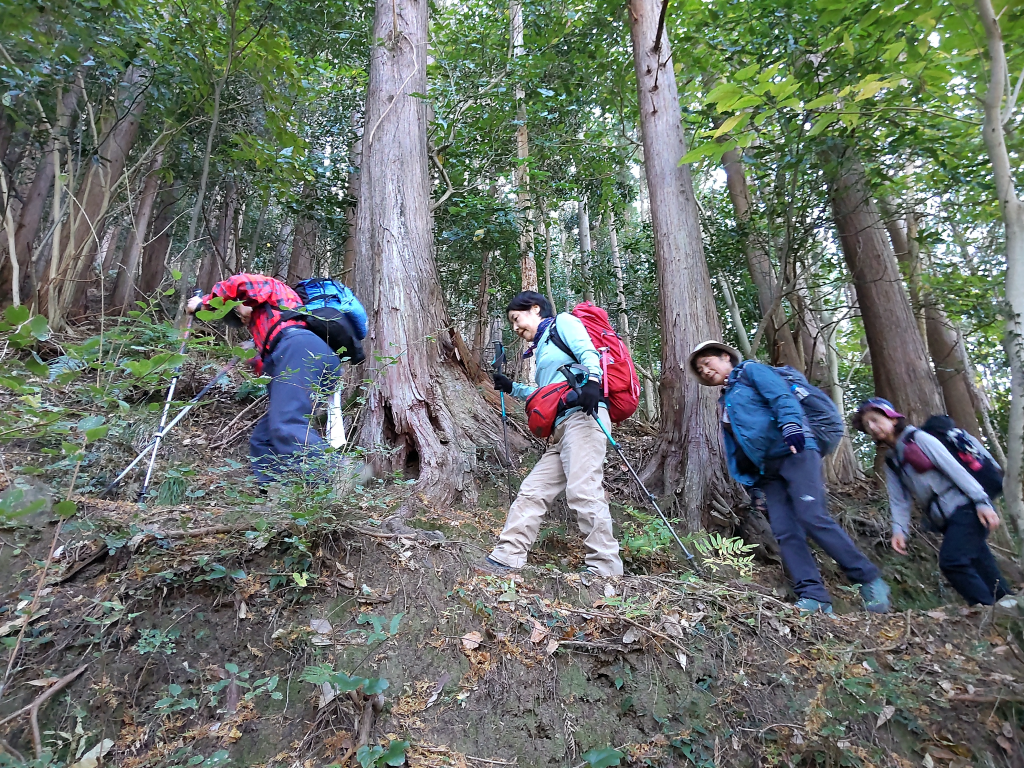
[720,362,816,486]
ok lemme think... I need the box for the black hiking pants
[939,504,1011,606]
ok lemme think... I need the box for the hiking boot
[474,556,519,577]
[795,598,833,615]
[859,578,891,614]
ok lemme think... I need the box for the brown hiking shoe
[474,556,519,577]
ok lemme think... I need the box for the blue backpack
[279,279,367,363]
[740,363,846,456]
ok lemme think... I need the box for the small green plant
[193,557,247,582]
[353,612,404,645]
[356,740,410,768]
[136,626,180,655]
[619,506,674,563]
[205,663,283,709]
[300,664,389,695]
[689,532,757,577]
[155,683,200,714]
[582,747,623,768]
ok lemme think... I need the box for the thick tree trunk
[577,199,594,302]
[472,249,492,355]
[720,146,800,368]
[343,133,362,283]
[139,182,177,297]
[112,149,164,310]
[354,0,505,508]
[540,199,555,311]
[823,144,943,425]
[629,0,735,529]
[247,189,270,271]
[923,305,983,438]
[976,0,1024,549]
[881,204,930,346]
[40,66,146,325]
[272,217,293,280]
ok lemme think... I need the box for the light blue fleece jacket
[510,313,604,424]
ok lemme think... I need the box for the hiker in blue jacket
[689,341,890,614]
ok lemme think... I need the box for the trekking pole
[558,364,701,574]
[101,356,241,499]
[137,290,202,501]
[490,325,514,506]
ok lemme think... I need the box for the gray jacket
[885,427,993,536]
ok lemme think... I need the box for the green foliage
[355,740,410,768]
[354,612,404,645]
[582,747,623,768]
[299,664,389,696]
[689,533,757,578]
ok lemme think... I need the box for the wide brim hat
[851,397,905,432]
[688,340,743,384]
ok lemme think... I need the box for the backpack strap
[546,320,577,362]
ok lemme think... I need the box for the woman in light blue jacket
[477,291,623,578]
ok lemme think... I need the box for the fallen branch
[0,663,89,758]
[563,608,688,656]
[950,693,1024,704]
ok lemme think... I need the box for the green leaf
[85,425,109,442]
[25,356,48,377]
[712,112,748,138]
[583,748,623,768]
[855,80,887,101]
[805,93,838,109]
[706,82,743,107]
[734,63,759,79]
[362,677,389,695]
[807,113,839,136]
[378,740,410,766]
[4,305,29,325]
[28,315,50,341]
[356,746,384,768]
[168,683,183,695]
[78,415,105,432]
[225,662,239,675]
[292,572,309,587]
[54,500,77,518]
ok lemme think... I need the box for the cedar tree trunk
[354,0,505,508]
[629,0,735,529]
[823,144,943,424]
[112,149,164,310]
[138,182,177,297]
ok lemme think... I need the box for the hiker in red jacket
[188,273,341,484]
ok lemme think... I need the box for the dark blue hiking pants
[758,449,880,603]
[939,504,1011,605]
[251,327,342,484]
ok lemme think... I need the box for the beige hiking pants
[490,409,624,577]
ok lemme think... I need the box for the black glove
[781,423,805,453]
[493,372,514,394]
[576,379,603,416]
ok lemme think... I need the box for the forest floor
[4,387,1024,768]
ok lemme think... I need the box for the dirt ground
[4,403,1024,768]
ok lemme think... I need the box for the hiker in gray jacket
[853,397,1011,606]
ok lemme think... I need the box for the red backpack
[549,302,641,423]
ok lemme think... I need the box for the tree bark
[287,206,318,284]
[247,189,270,271]
[272,217,293,280]
[976,0,1024,548]
[881,203,929,346]
[577,199,594,302]
[0,86,81,307]
[718,271,752,358]
[112,149,164,310]
[823,144,943,425]
[720,146,801,368]
[628,0,735,529]
[473,248,492,355]
[138,182,177,297]
[343,133,362,283]
[540,199,555,312]
[354,0,505,508]
[608,209,631,345]
[39,66,146,325]
[509,0,537,292]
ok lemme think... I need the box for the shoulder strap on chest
[546,319,576,361]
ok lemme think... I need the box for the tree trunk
[509,0,537,292]
[881,203,930,346]
[540,199,555,312]
[608,209,631,344]
[720,146,800,368]
[247,189,270,271]
[823,144,943,425]
[139,182,177,297]
[976,0,1024,549]
[354,0,505,508]
[287,210,318,284]
[473,248,492,355]
[577,199,594,302]
[343,133,362,283]
[112,149,164,310]
[40,66,146,325]
[628,0,735,529]
[272,217,293,280]
[718,271,752,358]
[0,86,81,307]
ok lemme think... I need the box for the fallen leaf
[939,680,954,693]
[676,650,687,669]
[27,678,59,687]
[310,619,332,635]
[997,736,1014,755]
[1003,722,1014,740]
[462,631,482,651]
[622,627,641,645]
[837,740,852,749]
[604,583,616,598]
[237,601,248,620]
[69,739,114,768]
[425,673,450,709]
[926,610,946,621]
[928,748,957,760]
[876,705,896,727]
[545,639,559,656]
[529,619,549,644]
[922,755,934,768]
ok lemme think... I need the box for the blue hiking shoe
[860,578,891,614]
[795,598,833,615]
